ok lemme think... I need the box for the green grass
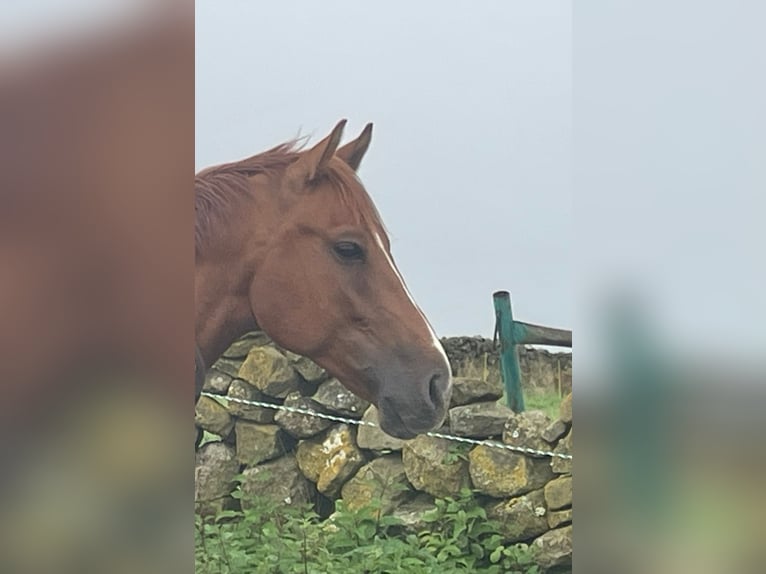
[500,388,563,420]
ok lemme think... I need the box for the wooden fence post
[493,290,573,412]
[493,291,525,412]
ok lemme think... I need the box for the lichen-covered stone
[284,351,328,385]
[448,401,514,438]
[532,525,572,573]
[551,428,572,474]
[223,337,257,359]
[547,507,572,529]
[486,488,548,543]
[312,378,369,418]
[226,379,277,423]
[544,475,572,510]
[195,442,238,516]
[449,377,503,407]
[341,455,413,513]
[503,410,553,454]
[194,395,234,438]
[202,369,232,394]
[356,406,406,451]
[235,421,292,466]
[469,445,555,498]
[240,455,314,509]
[295,424,365,497]
[541,419,568,443]
[402,435,471,498]
[212,357,244,378]
[275,392,333,438]
[238,346,301,398]
[559,392,572,424]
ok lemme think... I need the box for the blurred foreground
[577,289,765,573]
[0,2,193,573]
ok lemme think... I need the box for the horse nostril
[429,373,444,406]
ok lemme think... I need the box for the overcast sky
[573,1,765,370]
[196,1,572,340]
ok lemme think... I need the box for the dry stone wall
[195,333,573,573]
[441,336,572,395]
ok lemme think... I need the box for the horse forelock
[315,159,389,240]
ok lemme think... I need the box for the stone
[469,445,555,498]
[448,401,514,438]
[559,392,572,424]
[195,442,239,516]
[226,379,277,423]
[295,424,366,497]
[357,406,407,451]
[212,357,244,378]
[240,455,315,510]
[284,351,328,385]
[503,410,553,454]
[238,346,302,398]
[390,493,438,532]
[194,395,234,438]
[449,377,503,407]
[202,369,232,394]
[274,392,333,438]
[544,475,572,510]
[341,455,413,514]
[547,507,572,529]
[402,435,471,499]
[235,421,293,466]
[222,337,257,359]
[532,525,572,573]
[313,378,369,418]
[551,428,572,474]
[486,488,549,543]
[541,419,568,444]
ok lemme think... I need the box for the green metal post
[493,291,525,412]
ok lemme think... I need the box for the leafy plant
[415,487,538,573]
[196,478,540,573]
[442,443,471,465]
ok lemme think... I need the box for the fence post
[493,291,525,412]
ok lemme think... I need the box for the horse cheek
[249,269,322,355]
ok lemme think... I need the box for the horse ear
[292,119,347,182]
[336,123,373,171]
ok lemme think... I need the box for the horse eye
[333,241,365,263]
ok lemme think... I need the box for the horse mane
[195,138,386,255]
[195,140,303,253]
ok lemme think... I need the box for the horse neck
[195,260,258,367]
[194,177,280,367]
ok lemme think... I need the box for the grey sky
[574,0,765,371]
[196,1,572,340]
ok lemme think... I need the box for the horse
[195,120,452,439]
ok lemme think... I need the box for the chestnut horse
[195,120,452,439]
